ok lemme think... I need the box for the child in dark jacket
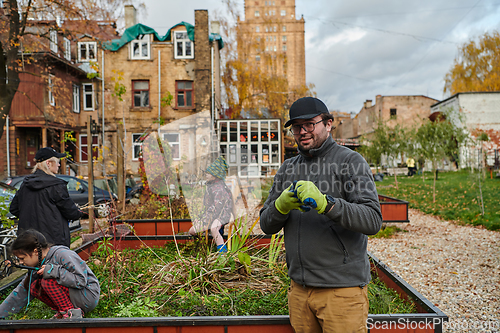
[0,229,100,319]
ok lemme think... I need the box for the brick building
[95,7,223,177]
[337,95,439,140]
[238,0,305,89]
[0,17,118,179]
[0,7,223,181]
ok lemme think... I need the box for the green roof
[103,22,223,51]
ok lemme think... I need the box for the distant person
[10,147,83,247]
[188,156,233,253]
[406,157,416,177]
[0,229,100,319]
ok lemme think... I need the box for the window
[274,26,277,32]
[162,133,180,160]
[283,26,286,32]
[255,10,260,17]
[176,81,193,108]
[80,134,99,162]
[78,42,97,62]
[255,26,260,32]
[282,45,287,51]
[50,30,58,53]
[131,34,150,59]
[274,45,277,52]
[83,83,94,111]
[281,10,286,16]
[390,108,397,119]
[282,36,287,42]
[265,27,269,32]
[174,31,194,59]
[132,134,143,160]
[132,80,150,107]
[63,37,71,61]
[48,74,55,106]
[73,85,80,113]
[256,55,261,61]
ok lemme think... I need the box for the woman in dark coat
[9,147,82,247]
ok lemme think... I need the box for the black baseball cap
[285,97,330,127]
[35,147,66,162]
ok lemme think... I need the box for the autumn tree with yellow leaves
[217,0,314,122]
[444,31,500,95]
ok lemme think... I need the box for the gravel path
[368,209,500,333]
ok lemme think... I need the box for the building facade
[238,0,305,89]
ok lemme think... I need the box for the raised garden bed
[0,232,447,333]
[378,194,409,223]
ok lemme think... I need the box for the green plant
[116,297,159,317]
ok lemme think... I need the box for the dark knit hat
[206,156,228,180]
[35,147,66,162]
[285,97,329,127]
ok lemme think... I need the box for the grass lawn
[376,170,500,231]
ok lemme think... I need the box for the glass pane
[185,41,191,56]
[134,145,141,159]
[229,144,236,163]
[134,93,141,107]
[241,144,248,164]
[220,145,227,154]
[80,44,86,60]
[261,121,269,141]
[177,42,183,56]
[81,136,87,145]
[262,144,269,163]
[171,143,180,159]
[164,133,179,142]
[186,91,192,106]
[142,91,149,106]
[84,85,92,92]
[141,42,148,57]
[185,81,193,89]
[240,122,248,142]
[220,122,227,133]
[133,42,140,56]
[270,131,278,141]
[251,144,258,163]
[85,94,92,108]
[134,81,148,90]
[178,93,185,106]
[88,44,95,59]
[251,121,258,141]
[229,122,237,142]
[178,81,185,89]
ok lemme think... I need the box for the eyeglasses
[290,120,324,135]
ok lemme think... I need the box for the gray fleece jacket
[260,136,382,288]
[0,246,100,318]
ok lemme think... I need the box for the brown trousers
[288,280,368,333]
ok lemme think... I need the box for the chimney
[210,21,220,35]
[365,100,372,108]
[124,5,137,29]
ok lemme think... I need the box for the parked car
[1,175,117,218]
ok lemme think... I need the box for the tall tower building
[238,0,306,90]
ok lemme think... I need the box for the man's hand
[275,184,303,215]
[295,181,327,214]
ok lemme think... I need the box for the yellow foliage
[444,31,500,95]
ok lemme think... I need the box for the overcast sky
[138,0,500,114]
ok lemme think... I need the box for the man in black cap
[260,97,382,332]
[10,147,82,247]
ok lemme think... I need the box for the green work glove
[275,184,303,215]
[295,181,327,214]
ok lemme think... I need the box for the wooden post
[42,128,47,147]
[87,116,94,233]
[60,129,66,175]
[117,123,125,212]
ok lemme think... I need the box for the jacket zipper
[298,215,305,284]
[330,226,349,264]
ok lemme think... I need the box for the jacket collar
[298,136,336,159]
